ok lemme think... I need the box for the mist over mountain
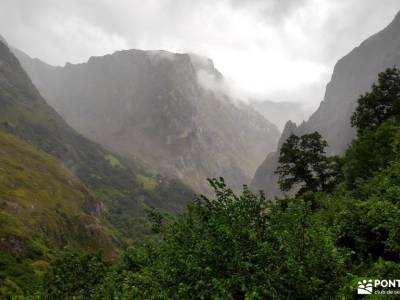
[250,100,312,130]
[0,38,193,240]
[251,11,400,197]
[15,49,280,193]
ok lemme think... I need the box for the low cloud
[229,0,311,24]
[1,0,399,127]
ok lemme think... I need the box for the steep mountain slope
[0,40,193,241]
[15,49,280,193]
[0,130,118,295]
[251,11,400,197]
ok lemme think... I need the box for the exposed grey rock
[15,48,280,193]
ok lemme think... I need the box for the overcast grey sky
[1,0,400,119]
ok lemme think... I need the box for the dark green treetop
[351,67,400,132]
[276,132,341,195]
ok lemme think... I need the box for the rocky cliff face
[15,49,280,193]
[251,11,400,197]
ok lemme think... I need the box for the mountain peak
[0,34,7,46]
[85,49,220,78]
[277,120,298,148]
[282,120,297,131]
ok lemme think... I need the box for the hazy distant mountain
[0,39,193,243]
[250,100,311,130]
[15,49,280,193]
[251,10,400,197]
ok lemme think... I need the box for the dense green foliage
[276,132,341,194]
[342,121,400,188]
[0,252,41,297]
[351,67,400,133]
[42,250,108,299]
[42,180,347,299]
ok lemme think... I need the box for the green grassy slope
[0,130,118,296]
[0,40,193,242]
